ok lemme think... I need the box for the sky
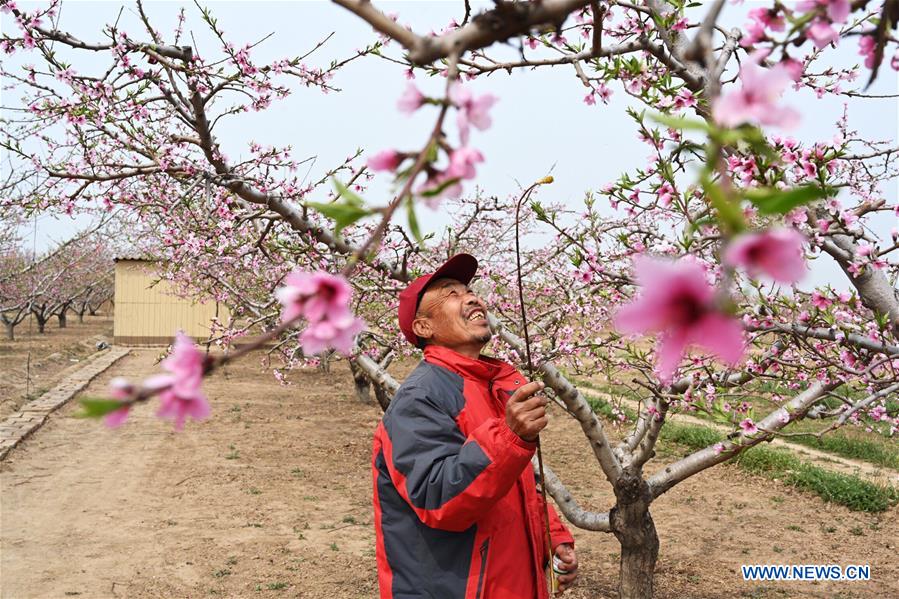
[2,0,897,290]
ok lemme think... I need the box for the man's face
[412,277,491,355]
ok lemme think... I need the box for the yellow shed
[113,257,228,345]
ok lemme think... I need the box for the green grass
[660,421,721,448]
[584,393,899,513]
[732,448,898,513]
[777,431,899,470]
[663,420,898,513]
[579,380,637,421]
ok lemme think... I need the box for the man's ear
[412,317,433,342]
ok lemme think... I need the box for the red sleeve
[547,503,575,551]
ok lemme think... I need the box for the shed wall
[114,260,226,345]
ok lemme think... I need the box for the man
[372,253,579,598]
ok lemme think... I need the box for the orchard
[1,1,897,598]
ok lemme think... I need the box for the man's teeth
[468,312,485,321]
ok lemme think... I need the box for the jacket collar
[424,344,515,382]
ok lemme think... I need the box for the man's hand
[553,543,579,595]
[505,381,548,442]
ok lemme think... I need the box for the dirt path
[0,313,114,420]
[2,351,896,598]
[584,388,899,488]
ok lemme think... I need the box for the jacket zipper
[475,538,490,599]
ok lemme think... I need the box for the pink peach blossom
[614,256,745,383]
[780,58,804,82]
[742,8,785,46]
[446,146,484,180]
[154,333,210,430]
[806,19,839,49]
[858,35,876,69]
[673,88,696,110]
[367,149,402,172]
[417,172,463,208]
[713,57,800,129]
[840,210,858,227]
[275,270,366,356]
[596,83,612,104]
[811,291,831,309]
[397,83,425,115]
[449,83,497,144]
[724,228,806,284]
[300,312,365,355]
[104,377,134,428]
[739,418,758,435]
[798,0,850,23]
[275,271,353,324]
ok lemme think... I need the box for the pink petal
[397,83,424,114]
[655,328,689,383]
[713,91,751,128]
[457,111,471,146]
[827,0,850,23]
[367,149,401,172]
[614,298,669,335]
[761,106,801,130]
[448,82,471,107]
[807,20,839,49]
[688,313,746,366]
[108,377,134,400]
[184,395,211,421]
[468,94,497,130]
[614,256,715,334]
[104,405,131,428]
[143,373,176,391]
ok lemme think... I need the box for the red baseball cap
[398,253,478,347]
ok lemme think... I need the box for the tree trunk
[36,315,46,334]
[618,523,659,599]
[348,360,372,403]
[318,350,333,373]
[58,310,67,328]
[5,322,13,340]
[76,301,87,323]
[611,472,659,599]
[374,384,392,411]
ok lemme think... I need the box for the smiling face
[412,277,491,359]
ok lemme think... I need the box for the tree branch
[648,381,839,499]
[332,0,593,65]
[820,233,899,337]
[540,459,612,531]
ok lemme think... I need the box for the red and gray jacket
[372,345,574,599]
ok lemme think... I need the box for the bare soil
[1,351,896,598]
[0,313,113,420]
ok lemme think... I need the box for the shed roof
[114,250,157,262]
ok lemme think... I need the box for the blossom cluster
[367,81,497,208]
[106,333,211,430]
[274,270,365,356]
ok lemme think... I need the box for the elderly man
[372,254,578,598]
